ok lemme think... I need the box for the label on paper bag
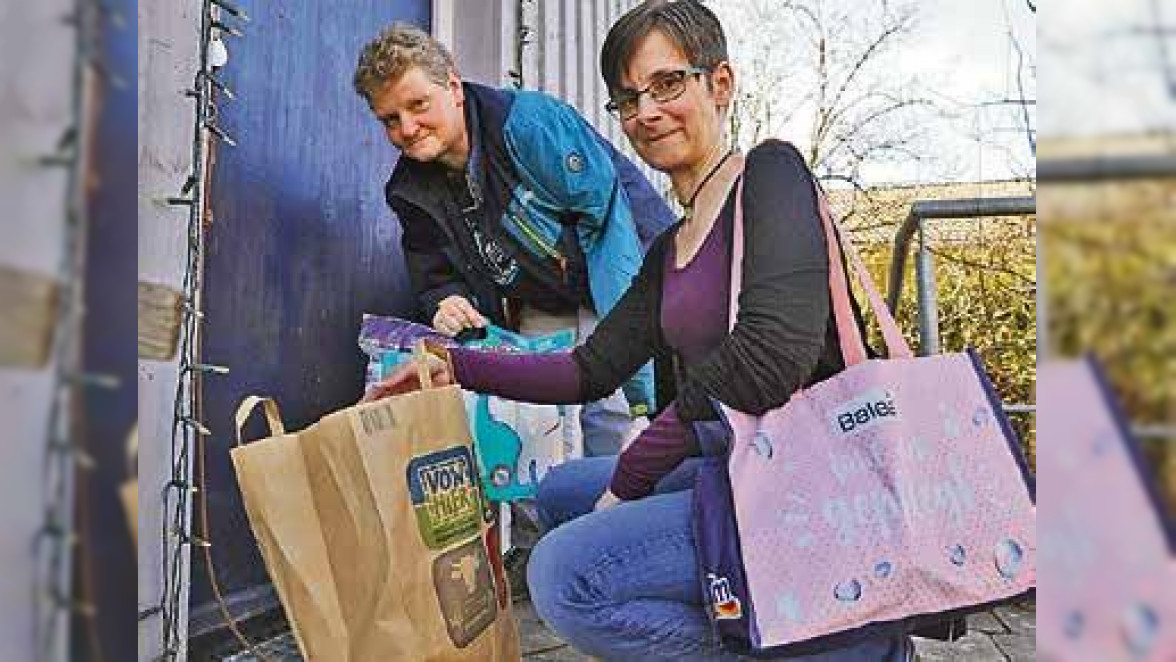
[354,400,399,437]
[432,538,499,648]
[407,447,483,549]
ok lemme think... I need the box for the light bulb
[208,36,229,69]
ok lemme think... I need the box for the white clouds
[711,0,1038,184]
[1039,0,1176,136]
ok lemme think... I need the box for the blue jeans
[580,392,632,457]
[527,457,915,661]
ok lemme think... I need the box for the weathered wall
[137,0,204,658]
[0,3,80,661]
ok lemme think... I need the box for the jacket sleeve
[676,140,833,421]
[505,92,657,413]
[390,196,473,324]
[505,92,674,251]
[501,93,619,237]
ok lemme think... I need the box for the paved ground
[908,603,1036,662]
[224,600,1035,661]
[516,600,1037,661]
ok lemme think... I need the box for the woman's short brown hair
[353,23,455,103]
[600,0,728,95]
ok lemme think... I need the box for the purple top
[450,212,732,500]
[662,208,731,364]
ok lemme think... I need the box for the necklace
[680,147,735,221]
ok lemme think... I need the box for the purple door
[192,0,431,644]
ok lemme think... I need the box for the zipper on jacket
[507,210,569,282]
[461,171,483,214]
[469,162,569,284]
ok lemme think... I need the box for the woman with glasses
[367,1,914,659]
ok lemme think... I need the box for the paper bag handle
[412,341,435,389]
[233,396,286,446]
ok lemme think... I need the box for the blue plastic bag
[359,314,582,502]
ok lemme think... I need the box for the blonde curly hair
[353,23,455,103]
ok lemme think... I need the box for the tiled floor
[517,601,1037,661]
[223,601,1036,661]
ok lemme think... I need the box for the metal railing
[1042,153,1176,441]
[1037,154,1176,183]
[881,195,1039,424]
[883,156,1176,441]
[885,196,1037,356]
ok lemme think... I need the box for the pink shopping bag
[693,176,1036,655]
[1037,359,1175,662]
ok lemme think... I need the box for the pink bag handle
[729,175,913,367]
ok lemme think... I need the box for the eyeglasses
[605,66,707,120]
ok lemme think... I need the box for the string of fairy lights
[148,0,244,658]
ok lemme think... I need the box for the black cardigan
[571,140,869,422]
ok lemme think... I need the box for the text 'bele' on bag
[230,353,521,661]
[693,175,1036,657]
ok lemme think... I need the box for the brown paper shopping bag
[230,358,520,661]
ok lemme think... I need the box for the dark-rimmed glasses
[605,66,707,120]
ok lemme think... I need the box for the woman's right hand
[432,295,487,337]
[360,345,454,403]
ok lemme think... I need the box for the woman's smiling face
[617,29,733,176]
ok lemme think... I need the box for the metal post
[915,221,940,356]
[887,196,1036,313]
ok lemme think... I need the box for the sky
[1039,0,1176,137]
[886,0,1038,183]
[709,0,1173,184]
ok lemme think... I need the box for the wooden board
[0,265,58,368]
[137,280,182,360]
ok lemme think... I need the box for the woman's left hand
[594,489,622,512]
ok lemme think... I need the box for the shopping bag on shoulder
[1037,358,1176,661]
[230,355,521,661]
[693,176,1036,656]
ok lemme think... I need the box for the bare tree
[715,0,937,184]
[997,0,1038,170]
[1008,36,1037,157]
[1146,0,1176,97]
[723,0,796,148]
